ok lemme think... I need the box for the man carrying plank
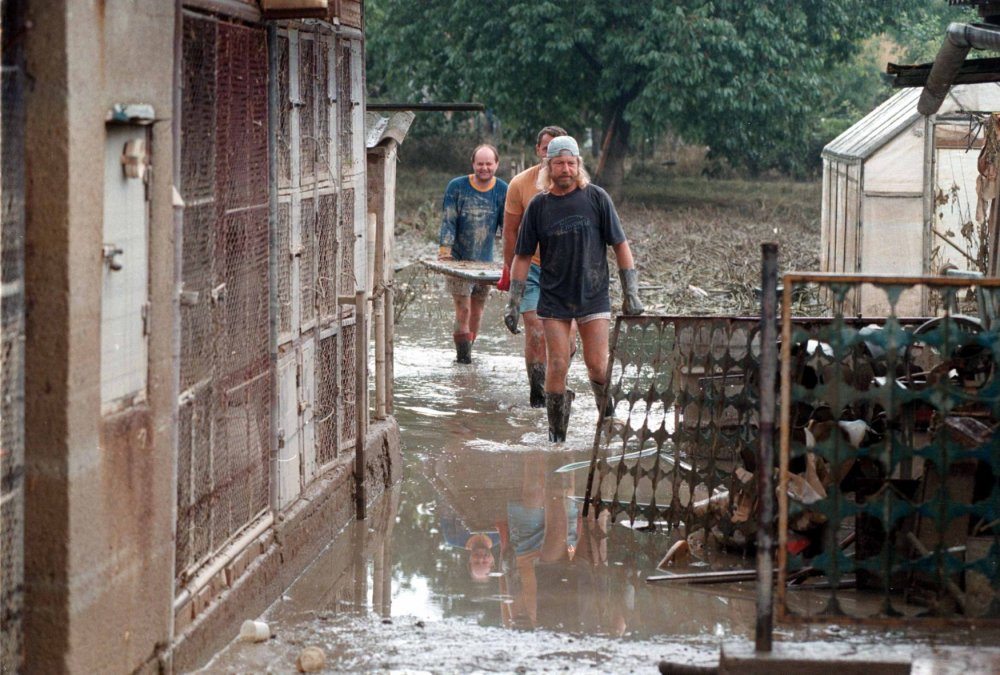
[439,143,508,363]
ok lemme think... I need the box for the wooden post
[355,290,368,519]
[373,211,386,420]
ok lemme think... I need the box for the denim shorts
[520,263,542,314]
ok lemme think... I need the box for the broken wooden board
[420,258,502,283]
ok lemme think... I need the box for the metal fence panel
[777,274,1000,625]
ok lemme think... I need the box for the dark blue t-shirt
[514,184,626,319]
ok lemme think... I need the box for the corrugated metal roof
[822,88,922,162]
[823,83,1000,162]
[365,111,415,149]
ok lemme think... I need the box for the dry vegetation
[392,160,824,317]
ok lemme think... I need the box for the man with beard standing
[504,136,644,441]
[498,125,567,406]
[439,143,508,363]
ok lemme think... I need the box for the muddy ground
[393,166,823,317]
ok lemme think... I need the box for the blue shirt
[439,175,508,261]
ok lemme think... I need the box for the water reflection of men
[497,452,631,636]
[499,453,579,628]
[438,500,500,583]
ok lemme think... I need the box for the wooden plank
[420,258,502,282]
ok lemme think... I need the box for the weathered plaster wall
[23,1,177,672]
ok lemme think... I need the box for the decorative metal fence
[586,272,1000,626]
[778,274,1000,624]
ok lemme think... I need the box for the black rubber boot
[590,379,614,418]
[546,390,574,442]
[546,392,566,442]
[528,362,546,408]
[454,332,472,364]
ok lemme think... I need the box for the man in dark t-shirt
[504,136,644,442]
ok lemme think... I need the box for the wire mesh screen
[337,40,352,168]
[340,318,358,453]
[317,191,338,320]
[276,34,291,189]
[301,196,316,326]
[584,316,763,547]
[777,274,1000,624]
[176,15,270,581]
[1,5,26,664]
[277,201,292,335]
[339,187,355,292]
[299,34,316,184]
[316,333,339,464]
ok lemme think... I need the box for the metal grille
[316,333,339,464]
[299,34,316,184]
[339,318,358,453]
[301,196,316,326]
[337,41,352,166]
[317,191,338,320]
[1,2,27,663]
[777,274,1000,624]
[176,15,270,581]
[316,36,332,183]
[276,34,291,188]
[277,201,292,335]
[584,316,762,546]
[339,187,355,292]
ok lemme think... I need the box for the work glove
[619,268,644,316]
[438,246,453,261]
[496,264,511,291]
[505,279,526,334]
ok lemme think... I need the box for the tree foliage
[366,1,954,184]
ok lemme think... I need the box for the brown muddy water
[198,275,995,673]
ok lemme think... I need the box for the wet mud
[199,282,1000,673]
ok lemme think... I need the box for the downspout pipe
[919,22,1000,116]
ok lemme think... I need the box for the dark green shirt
[515,184,625,319]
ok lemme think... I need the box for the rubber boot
[454,332,473,364]
[590,379,614,418]
[546,390,574,442]
[527,362,546,408]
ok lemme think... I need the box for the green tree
[367,1,912,194]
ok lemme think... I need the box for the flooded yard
[198,275,998,673]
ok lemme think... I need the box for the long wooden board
[420,258,502,283]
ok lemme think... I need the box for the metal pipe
[267,23,281,511]
[919,22,1000,115]
[172,512,274,613]
[755,243,779,652]
[366,102,485,112]
[373,210,386,420]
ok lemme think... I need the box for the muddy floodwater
[199,278,995,673]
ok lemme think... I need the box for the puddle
[198,275,1000,673]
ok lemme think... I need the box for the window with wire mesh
[339,319,358,452]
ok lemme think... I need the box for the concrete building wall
[23,2,177,671]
